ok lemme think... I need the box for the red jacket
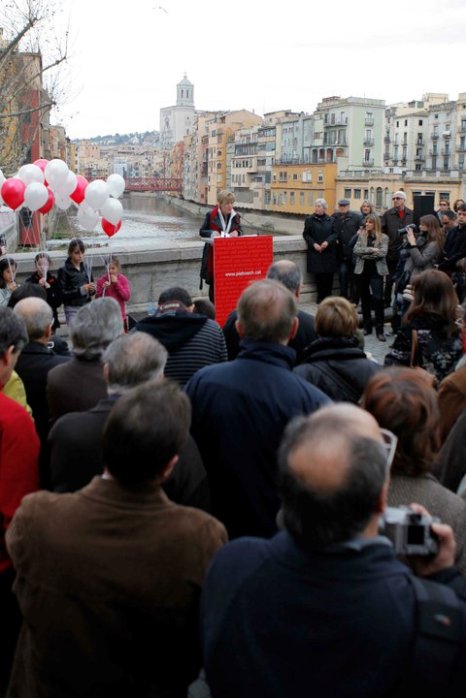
[0,391,39,575]
[96,273,131,321]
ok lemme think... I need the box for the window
[354,189,361,199]
[290,192,295,205]
[318,174,324,183]
[419,120,423,126]
[404,120,408,126]
[439,192,450,202]
[344,188,351,198]
[293,173,298,180]
[364,189,369,199]
[299,192,304,206]
[376,187,383,208]
[308,192,314,206]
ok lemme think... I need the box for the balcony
[384,135,391,143]
[429,149,438,157]
[414,154,425,161]
[457,145,466,152]
[441,149,451,156]
[443,131,451,138]
[365,117,374,127]
[324,118,347,127]
[363,138,374,147]
[460,124,466,133]
[431,133,439,140]
[362,159,375,167]
[383,152,390,160]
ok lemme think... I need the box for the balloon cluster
[0,160,125,238]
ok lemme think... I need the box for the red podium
[213,235,273,327]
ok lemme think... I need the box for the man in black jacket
[48,332,210,511]
[201,403,466,698]
[223,260,317,363]
[332,198,362,301]
[13,297,69,486]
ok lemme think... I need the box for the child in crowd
[25,253,62,330]
[96,256,131,328]
[0,258,18,307]
[58,238,95,327]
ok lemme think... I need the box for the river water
[48,195,204,251]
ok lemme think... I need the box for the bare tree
[0,0,70,173]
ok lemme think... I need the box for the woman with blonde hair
[353,213,389,341]
[294,295,380,403]
[199,190,242,302]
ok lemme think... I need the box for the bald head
[278,404,387,548]
[290,404,383,491]
[13,297,53,342]
[237,279,297,344]
[267,260,302,296]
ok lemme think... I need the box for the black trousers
[357,270,385,332]
[0,568,21,696]
[314,272,334,304]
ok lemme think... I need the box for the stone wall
[14,234,321,313]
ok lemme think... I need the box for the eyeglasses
[380,428,398,474]
[393,197,403,200]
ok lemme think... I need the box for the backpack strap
[392,575,463,696]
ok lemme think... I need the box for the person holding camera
[361,367,466,574]
[201,403,466,698]
[384,269,463,382]
[392,216,445,333]
[353,213,389,341]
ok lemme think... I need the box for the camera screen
[407,525,425,545]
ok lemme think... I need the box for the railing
[365,118,374,126]
[363,138,374,147]
[124,177,182,192]
[431,133,439,140]
[361,159,375,167]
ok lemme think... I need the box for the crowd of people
[0,192,466,696]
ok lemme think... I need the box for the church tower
[176,74,194,107]
[160,75,196,149]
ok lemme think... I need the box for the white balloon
[0,168,5,185]
[45,159,69,190]
[101,198,123,225]
[77,202,99,230]
[84,179,110,210]
[24,182,48,212]
[106,173,125,198]
[56,170,77,197]
[18,164,44,186]
[55,193,72,210]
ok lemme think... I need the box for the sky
[17,0,466,139]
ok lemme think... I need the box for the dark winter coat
[294,336,381,403]
[57,258,94,308]
[303,213,338,274]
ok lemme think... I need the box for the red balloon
[38,187,55,215]
[70,174,88,204]
[101,218,122,237]
[33,158,49,173]
[1,177,26,210]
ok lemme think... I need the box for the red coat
[95,273,131,322]
[0,391,39,575]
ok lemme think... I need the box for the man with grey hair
[201,403,466,697]
[185,279,329,538]
[48,332,210,510]
[14,297,69,486]
[223,259,317,362]
[381,190,414,307]
[303,198,338,303]
[47,297,124,422]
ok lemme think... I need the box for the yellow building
[206,110,262,206]
[270,162,337,214]
[336,172,462,212]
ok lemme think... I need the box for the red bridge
[124,177,182,193]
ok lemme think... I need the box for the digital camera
[397,223,417,237]
[381,506,439,556]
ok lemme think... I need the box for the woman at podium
[199,190,242,302]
